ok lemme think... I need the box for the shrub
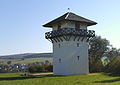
[28,63,53,73]
[105,57,120,76]
[28,64,44,73]
[44,63,53,72]
[89,58,104,73]
[7,61,12,64]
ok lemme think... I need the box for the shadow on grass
[0,76,44,81]
[94,73,120,83]
[0,74,65,81]
[94,78,120,83]
[107,73,120,77]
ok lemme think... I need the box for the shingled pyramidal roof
[43,12,97,27]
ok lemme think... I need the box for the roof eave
[87,22,97,26]
[43,21,97,28]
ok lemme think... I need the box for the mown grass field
[0,73,120,85]
[0,58,53,64]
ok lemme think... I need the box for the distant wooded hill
[0,53,53,59]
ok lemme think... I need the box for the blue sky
[0,0,120,55]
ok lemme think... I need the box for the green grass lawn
[0,73,120,85]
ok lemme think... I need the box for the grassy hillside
[0,58,53,64]
[12,58,53,64]
[0,53,53,59]
[0,73,120,85]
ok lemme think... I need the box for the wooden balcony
[45,28,95,39]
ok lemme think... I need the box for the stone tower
[43,12,97,75]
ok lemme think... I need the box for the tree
[105,57,120,76]
[44,63,53,72]
[28,63,53,73]
[28,64,44,73]
[105,47,120,61]
[89,36,110,72]
[7,61,11,64]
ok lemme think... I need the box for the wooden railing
[45,28,95,39]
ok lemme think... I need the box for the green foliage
[89,58,104,73]
[28,64,44,73]
[89,36,110,61]
[89,36,110,73]
[44,63,53,72]
[28,63,53,73]
[105,48,120,60]
[105,57,120,76]
[7,61,11,64]
[21,58,25,60]
[89,36,120,73]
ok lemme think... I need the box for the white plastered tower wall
[43,12,97,75]
[52,21,89,75]
[53,39,89,75]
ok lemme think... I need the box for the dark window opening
[59,44,60,48]
[58,24,61,30]
[75,22,80,30]
[59,58,61,63]
[77,56,80,60]
[77,43,80,47]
